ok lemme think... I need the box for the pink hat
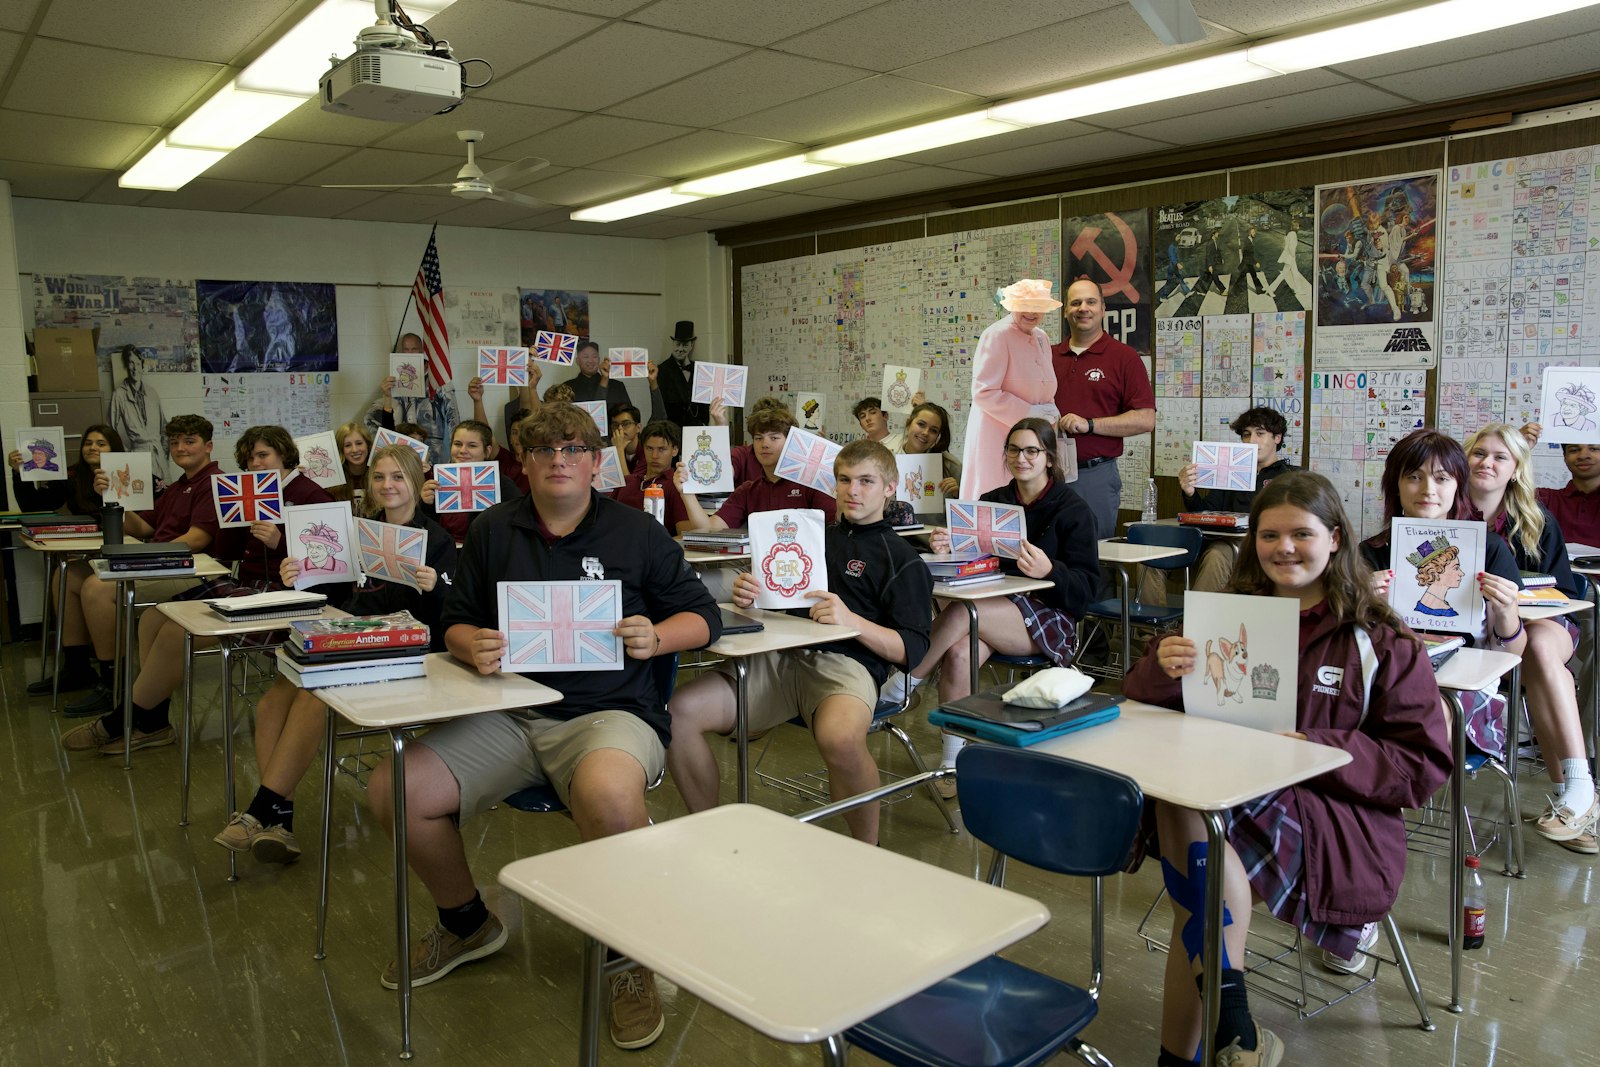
[299,522,343,549]
[1000,278,1062,313]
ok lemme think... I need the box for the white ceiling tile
[535,219,646,236]
[1333,9,1600,80]
[38,0,293,62]
[138,179,280,213]
[595,129,797,178]
[260,99,403,147]
[686,191,854,221]
[421,0,607,79]
[606,50,866,126]
[0,31,21,83]
[475,22,747,112]
[369,100,580,155]
[777,0,1109,72]
[496,114,693,169]
[543,0,653,15]
[1085,69,1346,129]
[770,158,918,193]
[0,160,109,200]
[1364,27,1600,103]
[6,38,223,125]
[0,110,156,169]
[302,149,465,189]
[81,175,154,205]
[0,0,39,32]
[424,198,546,228]
[658,188,777,215]
[715,74,978,145]
[795,163,990,202]
[591,215,728,238]
[629,0,887,46]
[1124,82,1411,145]
[953,129,1178,177]
[502,208,581,230]
[242,186,386,218]
[899,120,1102,167]
[205,139,354,185]
[335,192,463,224]
[520,168,663,206]
[1191,0,1391,34]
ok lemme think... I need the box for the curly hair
[518,402,603,454]
[233,424,298,471]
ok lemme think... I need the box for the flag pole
[390,223,436,351]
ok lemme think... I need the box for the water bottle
[1141,477,1158,524]
[101,502,124,546]
[1463,855,1486,950]
[644,482,666,525]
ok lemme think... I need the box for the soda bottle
[643,482,666,525]
[1463,854,1486,950]
[1141,477,1158,524]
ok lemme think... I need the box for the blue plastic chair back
[1128,522,1204,571]
[956,745,1143,878]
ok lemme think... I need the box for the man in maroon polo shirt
[1051,278,1156,540]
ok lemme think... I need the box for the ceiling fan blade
[1127,0,1204,45]
[320,183,455,190]
[479,156,551,187]
[486,189,550,210]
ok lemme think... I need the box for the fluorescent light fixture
[118,143,229,191]
[238,0,460,96]
[991,52,1273,126]
[674,156,841,197]
[1248,0,1600,74]
[807,113,1028,167]
[570,189,708,223]
[168,80,306,150]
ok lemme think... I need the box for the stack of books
[682,528,751,555]
[1177,511,1249,529]
[20,517,101,540]
[101,542,194,575]
[922,552,1002,588]
[206,589,327,623]
[277,611,431,688]
[929,688,1122,747]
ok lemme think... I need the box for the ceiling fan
[323,129,551,208]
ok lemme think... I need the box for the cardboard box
[31,327,101,392]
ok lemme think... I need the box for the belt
[1079,456,1113,469]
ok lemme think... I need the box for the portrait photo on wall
[1064,208,1151,355]
[518,289,590,347]
[196,279,339,374]
[1153,189,1314,320]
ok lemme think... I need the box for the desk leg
[36,555,52,687]
[1448,692,1466,1013]
[1199,809,1226,1067]
[220,640,238,883]
[820,1034,849,1065]
[1506,664,1525,878]
[121,584,135,771]
[1118,564,1134,677]
[315,708,336,961]
[579,935,606,1067]
[965,601,980,697]
[390,728,414,1060]
[52,558,70,710]
[735,658,750,804]
[1590,585,1599,781]
[179,631,194,826]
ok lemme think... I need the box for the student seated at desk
[9,422,122,518]
[47,415,222,717]
[1126,471,1450,1067]
[212,443,455,864]
[464,376,531,493]
[365,403,718,1049]
[1176,406,1299,593]
[883,400,962,498]
[1465,423,1595,852]
[710,395,776,486]
[852,395,891,443]
[1361,429,1526,761]
[608,401,643,473]
[884,417,1099,790]
[668,439,932,845]
[678,401,836,529]
[614,420,689,533]
[329,420,371,505]
[420,417,523,543]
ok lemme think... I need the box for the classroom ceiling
[2,0,1599,240]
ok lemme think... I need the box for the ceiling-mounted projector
[319,3,464,122]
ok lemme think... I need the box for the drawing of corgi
[1204,624,1248,704]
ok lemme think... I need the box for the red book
[289,611,430,654]
[1177,511,1249,529]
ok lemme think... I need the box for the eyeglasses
[1004,445,1046,459]
[528,445,594,462]
[612,420,638,430]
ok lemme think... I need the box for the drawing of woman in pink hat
[298,521,350,575]
[960,279,1062,497]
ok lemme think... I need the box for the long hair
[1008,417,1060,478]
[901,402,953,454]
[1228,471,1408,636]
[1380,428,1471,525]
[336,421,372,475]
[362,444,427,518]
[1464,423,1543,558]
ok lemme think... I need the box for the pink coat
[960,316,1057,498]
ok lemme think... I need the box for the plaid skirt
[1225,788,1364,959]
[1008,594,1077,667]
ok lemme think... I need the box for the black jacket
[1182,457,1298,516]
[981,478,1100,618]
[11,462,103,517]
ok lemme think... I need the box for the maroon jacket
[1125,603,1451,925]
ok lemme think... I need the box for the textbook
[1519,571,1556,589]
[1177,511,1249,529]
[930,689,1122,747]
[681,527,751,553]
[101,542,193,572]
[922,553,1000,579]
[20,520,99,537]
[288,611,429,654]
[206,590,327,622]
[1517,586,1575,607]
[276,647,428,689]
[933,571,1005,589]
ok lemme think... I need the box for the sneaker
[609,965,665,1050]
[1558,828,1599,855]
[27,670,91,697]
[251,824,302,865]
[214,812,265,853]
[1318,921,1380,975]
[63,685,114,718]
[380,915,507,990]
[61,718,116,753]
[1535,796,1600,843]
[1216,1024,1283,1067]
[99,725,174,755]
[933,768,958,800]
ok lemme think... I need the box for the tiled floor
[1,639,1595,1067]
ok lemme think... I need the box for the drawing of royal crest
[688,429,723,483]
[760,513,813,597]
[886,368,913,408]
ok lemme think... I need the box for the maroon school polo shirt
[714,476,837,527]
[1539,482,1600,548]
[1049,332,1155,461]
[615,471,689,532]
[138,461,223,545]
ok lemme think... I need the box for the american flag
[607,347,649,379]
[357,518,426,590]
[477,346,529,387]
[1192,441,1257,492]
[411,226,451,394]
[211,470,281,528]
[946,500,1024,559]
[691,361,748,406]
[774,428,840,494]
[501,580,623,671]
[533,330,579,365]
[435,462,500,513]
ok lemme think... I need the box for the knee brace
[1160,841,1234,969]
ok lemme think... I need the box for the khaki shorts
[421,709,665,819]
[714,648,877,734]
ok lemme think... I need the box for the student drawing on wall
[298,522,350,577]
[1554,382,1598,433]
[1408,535,1462,618]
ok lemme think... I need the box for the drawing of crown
[894,369,907,383]
[697,430,712,449]
[1406,533,1454,568]
[775,515,798,542]
[1251,664,1280,700]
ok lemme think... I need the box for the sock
[97,659,117,689]
[940,732,966,768]
[62,645,90,675]
[1560,759,1595,815]
[438,892,489,940]
[1197,969,1256,1051]
[1157,1048,1200,1067]
[99,707,126,738]
[245,785,295,831]
[131,698,170,734]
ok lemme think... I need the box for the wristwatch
[1086,418,1095,435]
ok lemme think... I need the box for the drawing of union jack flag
[946,500,1024,559]
[774,428,840,494]
[435,462,500,513]
[607,347,650,379]
[477,346,529,387]
[501,580,623,672]
[691,361,748,406]
[592,447,626,491]
[357,518,426,590]
[533,331,579,365]
[211,470,281,528]
[1191,441,1257,493]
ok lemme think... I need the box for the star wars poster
[1314,172,1440,369]
[1153,190,1314,320]
[1063,209,1151,355]
[197,280,339,373]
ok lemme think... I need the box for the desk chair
[1078,524,1203,679]
[843,746,1142,1067]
